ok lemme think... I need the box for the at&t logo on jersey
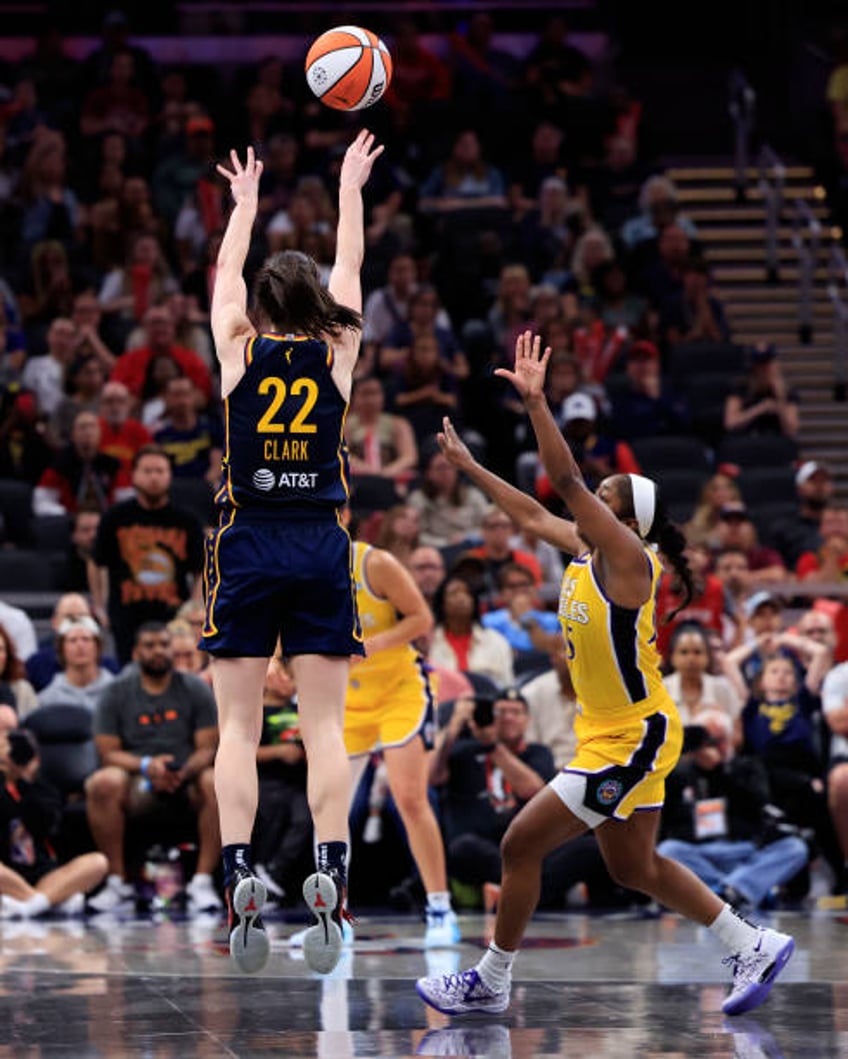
[253,467,319,491]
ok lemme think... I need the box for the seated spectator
[569,298,629,384]
[428,576,514,688]
[36,616,114,714]
[98,234,178,336]
[49,353,106,447]
[125,292,213,369]
[361,254,420,374]
[21,316,77,418]
[593,259,648,332]
[70,289,115,372]
[0,390,51,485]
[168,619,211,684]
[59,508,100,593]
[26,593,115,692]
[464,507,543,604]
[110,305,212,403]
[407,448,489,548]
[723,342,799,438]
[610,340,690,440]
[383,285,467,378]
[391,333,460,446]
[430,690,617,908]
[658,709,808,913]
[514,174,576,277]
[80,50,149,142]
[656,544,727,658]
[509,524,565,607]
[252,655,310,901]
[34,410,132,515]
[344,375,418,488]
[85,622,220,912]
[727,609,832,700]
[419,129,507,214]
[772,462,835,568]
[0,622,38,716]
[685,471,743,550]
[0,727,108,918]
[481,562,561,655]
[821,660,848,893]
[620,173,698,250]
[662,259,731,346]
[154,377,222,482]
[98,380,152,471]
[713,547,752,635]
[536,392,640,500]
[485,264,532,360]
[398,526,440,584]
[552,227,614,311]
[796,507,848,581]
[662,623,741,724]
[635,223,692,312]
[520,637,578,769]
[0,600,36,664]
[543,351,610,423]
[18,134,82,253]
[373,504,420,567]
[713,502,786,583]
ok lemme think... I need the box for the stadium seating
[0,550,62,591]
[737,466,798,506]
[631,435,712,475]
[717,434,799,469]
[0,480,33,546]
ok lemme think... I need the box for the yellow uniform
[344,542,435,756]
[551,547,682,825]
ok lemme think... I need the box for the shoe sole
[722,937,795,1015]
[302,872,342,974]
[414,979,510,1015]
[229,876,269,975]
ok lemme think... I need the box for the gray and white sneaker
[722,926,795,1015]
[416,967,510,1015]
[87,877,135,914]
[301,871,350,975]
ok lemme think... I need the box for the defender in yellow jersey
[344,540,460,946]
[416,332,795,1021]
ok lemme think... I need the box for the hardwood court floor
[0,908,844,1057]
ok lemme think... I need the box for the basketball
[305,25,392,111]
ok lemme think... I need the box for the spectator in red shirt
[386,19,452,115]
[796,507,848,582]
[34,409,132,515]
[712,502,785,583]
[657,542,725,660]
[110,305,212,402]
[98,380,152,471]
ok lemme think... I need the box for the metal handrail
[728,69,756,201]
[758,144,785,282]
[792,198,821,344]
[828,245,848,400]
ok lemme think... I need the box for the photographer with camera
[0,726,108,918]
[657,709,809,914]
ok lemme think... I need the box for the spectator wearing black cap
[712,502,786,584]
[724,342,799,438]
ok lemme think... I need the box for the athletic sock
[222,843,252,890]
[476,941,515,993]
[316,841,348,889]
[709,902,761,953]
[3,892,50,917]
[426,891,452,913]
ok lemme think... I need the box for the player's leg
[35,853,109,907]
[417,787,587,1015]
[211,655,270,972]
[595,810,795,1015]
[292,653,352,973]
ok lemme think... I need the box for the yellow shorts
[344,658,435,757]
[550,706,683,827]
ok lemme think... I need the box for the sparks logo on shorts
[596,778,623,806]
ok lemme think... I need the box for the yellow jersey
[351,541,418,681]
[558,547,670,721]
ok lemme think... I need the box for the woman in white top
[427,576,514,688]
[662,622,741,725]
[407,449,490,548]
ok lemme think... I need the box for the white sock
[426,891,452,913]
[476,941,515,992]
[2,892,50,918]
[191,873,213,887]
[106,873,124,890]
[709,902,760,953]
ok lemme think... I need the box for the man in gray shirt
[85,622,220,912]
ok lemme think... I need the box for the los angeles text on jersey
[558,575,590,624]
[263,439,310,461]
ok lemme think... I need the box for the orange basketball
[305,25,393,111]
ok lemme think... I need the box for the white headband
[629,474,657,538]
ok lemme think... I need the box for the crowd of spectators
[0,12,846,918]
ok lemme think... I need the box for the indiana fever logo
[558,576,590,625]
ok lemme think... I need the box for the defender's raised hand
[437,417,475,470]
[216,146,263,205]
[494,330,552,403]
[339,129,384,190]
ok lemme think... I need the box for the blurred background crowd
[0,2,846,920]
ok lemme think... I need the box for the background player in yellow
[346,538,459,947]
[417,331,795,1019]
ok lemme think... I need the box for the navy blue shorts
[201,509,364,659]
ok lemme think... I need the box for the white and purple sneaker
[722,926,795,1016]
[416,968,510,1015]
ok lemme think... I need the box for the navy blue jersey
[215,332,350,512]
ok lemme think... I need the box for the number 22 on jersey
[256,376,318,434]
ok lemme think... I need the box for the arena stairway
[666,163,848,500]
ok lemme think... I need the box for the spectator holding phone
[84,622,220,914]
[0,727,108,918]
